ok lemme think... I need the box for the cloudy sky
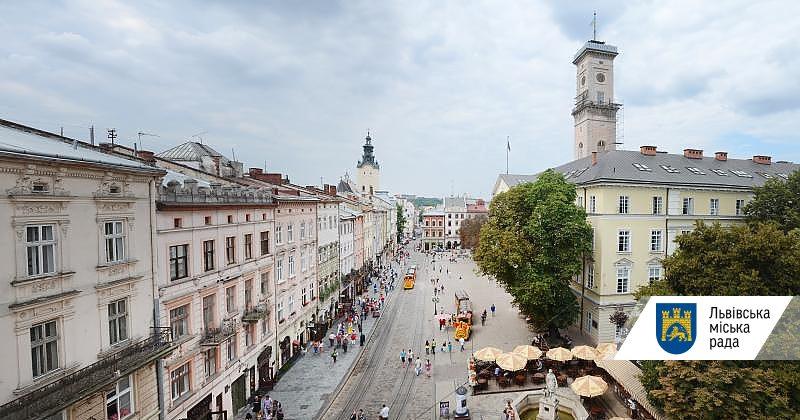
[1,1,799,198]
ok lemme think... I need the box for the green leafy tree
[662,221,800,296]
[458,214,487,250]
[745,170,800,232]
[396,203,407,241]
[474,170,592,336]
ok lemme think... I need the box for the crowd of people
[245,394,284,420]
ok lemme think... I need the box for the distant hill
[412,197,442,208]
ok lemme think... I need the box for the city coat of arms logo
[656,303,696,354]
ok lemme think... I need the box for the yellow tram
[403,266,417,289]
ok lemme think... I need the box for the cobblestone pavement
[320,245,537,420]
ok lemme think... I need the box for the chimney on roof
[753,155,772,165]
[683,149,703,159]
[136,150,156,164]
[715,152,728,161]
[640,145,657,156]
[323,184,337,196]
[591,151,598,166]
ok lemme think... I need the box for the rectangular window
[288,255,295,277]
[287,224,294,243]
[173,218,182,228]
[736,199,746,216]
[618,196,629,214]
[650,230,663,252]
[260,272,269,295]
[26,225,56,276]
[104,221,125,263]
[652,196,663,215]
[30,320,59,377]
[225,286,236,313]
[170,305,189,339]
[589,196,596,213]
[586,312,593,331]
[203,240,215,272]
[245,279,253,310]
[245,324,254,348]
[616,266,630,293]
[682,197,694,215]
[277,300,284,321]
[202,295,215,331]
[648,265,662,284]
[288,295,294,314]
[204,348,217,378]
[170,363,190,401]
[277,259,283,282]
[227,215,233,223]
[596,91,605,103]
[301,248,307,272]
[710,198,720,216]
[106,375,134,420]
[226,337,237,362]
[302,287,308,306]
[586,265,594,289]
[618,230,631,253]
[245,213,251,222]
[300,222,305,240]
[244,234,253,260]
[276,224,283,244]
[577,196,584,208]
[108,299,128,345]
[260,231,270,255]
[169,244,189,281]
[204,216,212,225]
[225,237,236,265]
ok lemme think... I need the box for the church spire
[357,132,379,169]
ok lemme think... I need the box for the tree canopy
[395,203,407,241]
[474,170,592,335]
[745,170,800,231]
[458,214,487,250]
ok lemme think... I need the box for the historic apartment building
[152,166,276,420]
[0,121,174,420]
[421,210,445,251]
[492,38,800,344]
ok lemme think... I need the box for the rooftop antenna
[137,132,159,151]
[190,130,208,144]
[591,11,597,41]
[107,128,117,146]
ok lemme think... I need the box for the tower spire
[592,11,597,41]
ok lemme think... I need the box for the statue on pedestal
[544,369,557,399]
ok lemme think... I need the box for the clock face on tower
[595,73,606,83]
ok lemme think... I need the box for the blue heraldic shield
[656,303,696,354]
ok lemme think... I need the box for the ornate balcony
[200,320,237,346]
[242,303,270,323]
[0,327,175,420]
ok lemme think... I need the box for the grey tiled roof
[444,196,466,210]
[156,142,229,163]
[554,150,798,189]
[499,150,799,191]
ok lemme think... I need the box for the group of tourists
[245,394,284,420]
[424,338,454,354]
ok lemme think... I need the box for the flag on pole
[507,136,511,151]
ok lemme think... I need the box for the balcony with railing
[200,320,237,346]
[0,327,175,420]
[241,302,271,323]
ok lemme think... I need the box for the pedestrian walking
[491,304,496,317]
[331,349,338,364]
[408,348,414,360]
[360,332,365,346]
[414,357,422,376]
[431,338,436,354]
[329,333,335,347]
[425,359,432,377]
[379,404,390,420]
[400,349,407,367]
[318,340,324,353]
[441,341,447,353]
[343,338,348,353]
[459,337,465,351]
[425,340,430,355]
[447,341,452,353]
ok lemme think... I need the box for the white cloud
[0,0,798,198]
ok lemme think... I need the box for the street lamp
[432,295,440,315]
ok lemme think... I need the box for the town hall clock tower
[572,39,620,159]
[356,132,380,195]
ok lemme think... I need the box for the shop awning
[595,360,667,420]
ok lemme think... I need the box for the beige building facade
[0,121,173,420]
